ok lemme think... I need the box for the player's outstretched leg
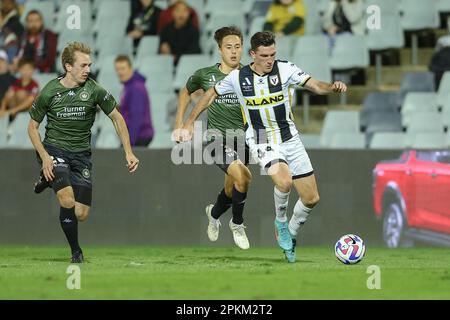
[57,187,83,263]
[285,175,320,263]
[269,161,294,251]
[227,161,251,249]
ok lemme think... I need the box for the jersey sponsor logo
[269,75,279,86]
[79,90,90,101]
[245,93,284,107]
[56,106,87,119]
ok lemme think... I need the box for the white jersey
[214,60,311,145]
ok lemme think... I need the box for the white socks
[274,186,290,222]
[289,200,312,236]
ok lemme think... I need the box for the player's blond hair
[61,42,92,72]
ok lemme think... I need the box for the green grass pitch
[0,246,449,299]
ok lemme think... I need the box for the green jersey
[29,77,117,152]
[186,64,243,138]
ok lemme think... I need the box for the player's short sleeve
[214,72,235,96]
[95,83,118,115]
[185,69,203,94]
[285,62,311,87]
[29,91,49,123]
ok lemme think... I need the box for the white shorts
[247,134,314,179]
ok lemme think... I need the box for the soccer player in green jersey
[174,27,252,249]
[28,42,140,263]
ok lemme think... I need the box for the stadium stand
[1,0,449,150]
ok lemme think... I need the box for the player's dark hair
[214,26,243,48]
[115,55,132,67]
[250,31,276,52]
[18,58,35,69]
[26,9,44,22]
[61,42,91,72]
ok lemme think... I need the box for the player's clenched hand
[172,127,192,143]
[126,153,139,173]
[331,81,347,93]
[42,154,55,182]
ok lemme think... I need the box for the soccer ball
[335,234,365,264]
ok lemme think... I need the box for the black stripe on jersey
[239,65,255,97]
[268,61,282,94]
[248,109,267,144]
[273,103,293,142]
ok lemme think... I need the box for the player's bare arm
[108,108,140,173]
[27,119,54,182]
[180,87,218,141]
[174,87,192,129]
[304,78,347,95]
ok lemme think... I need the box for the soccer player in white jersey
[180,31,347,262]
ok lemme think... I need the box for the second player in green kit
[174,27,252,249]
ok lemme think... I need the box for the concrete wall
[0,149,400,246]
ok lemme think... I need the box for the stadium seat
[272,35,297,60]
[330,34,369,70]
[329,132,366,149]
[320,110,360,147]
[57,30,95,53]
[401,0,440,30]
[96,36,134,63]
[360,92,400,130]
[397,72,436,106]
[174,55,212,89]
[34,73,58,90]
[365,0,400,13]
[406,112,445,133]
[137,56,174,94]
[436,0,450,12]
[95,115,120,149]
[366,13,404,51]
[437,71,450,107]
[408,133,447,149]
[204,0,251,16]
[54,0,93,34]
[135,36,160,63]
[365,112,403,134]
[248,16,265,37]
[6,113,41,149]
[204,14,246,38]
[149,93,173,133]
[291,35,329,61]
[21,0,55,28]
[401,92,439,127]
[440,93,450,128]
[303,0,321,35]
[369,132,407,149]
[93,0,130,33]
[247,0,272,21]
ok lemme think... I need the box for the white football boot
[229,219,250,250]
[205,204,220,241]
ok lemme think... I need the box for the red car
[373,150,450,247]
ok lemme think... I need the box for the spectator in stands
[263,0,307,37]
[0,58,38,120]
[0,0,24,62]
[114,55,154,147]
[0,49,15,103]
[127,0,162,49]
[13,10,57,73]
[429,35,450,89]
[157,0,199,34]
[322,0,365,37]
[159,1,201,65]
